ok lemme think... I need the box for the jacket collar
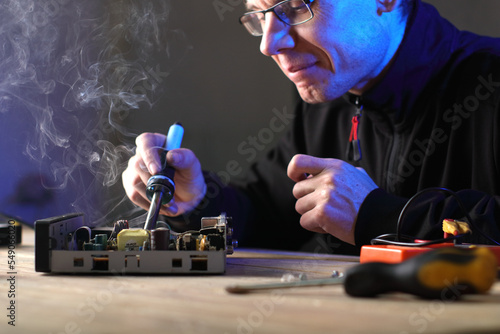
[345,0,500,119]
[358,1,458,116]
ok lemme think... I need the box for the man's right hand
[122,132,207,216]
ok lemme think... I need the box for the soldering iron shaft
[144,191,164,231]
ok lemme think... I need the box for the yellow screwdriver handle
[344,247,498,299]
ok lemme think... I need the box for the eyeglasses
[239,0,315,37]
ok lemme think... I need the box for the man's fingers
[159,200,179,216]
[166,148,202,177]
[292,176,318,199]
[299,210,328,234]
[136,132,167,175]
[129,189,151,211]
[294,192,317,215]
[125,155,151,188]
[287,154,330,182]
[122,169,150,211]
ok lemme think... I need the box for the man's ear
[376,0,399,15]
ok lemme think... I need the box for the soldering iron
[143,122,184,231]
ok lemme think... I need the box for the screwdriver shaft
[226,276,345,294]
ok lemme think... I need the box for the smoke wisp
[0,0,191,224]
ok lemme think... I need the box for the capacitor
[151,227,170,251]
[92,234,108,250]
[95,234,108,245]
[117,229,150,251]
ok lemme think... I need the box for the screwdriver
[344,246,497,299]
[226,247,497,299]
[143,122,184,231]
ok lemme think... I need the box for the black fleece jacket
[169,0,500,253]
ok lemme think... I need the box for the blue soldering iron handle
[165,122,184,151]
[158,122,184,178]
[146,123,184,205]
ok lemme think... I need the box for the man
[122,0,500,253]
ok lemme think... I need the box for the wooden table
[2,227,500,334]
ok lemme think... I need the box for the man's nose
[260,13,294,56]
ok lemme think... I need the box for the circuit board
[35,212,234,274]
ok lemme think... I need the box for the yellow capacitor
[117,229,150,251]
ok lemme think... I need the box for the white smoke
[0,0,191,224]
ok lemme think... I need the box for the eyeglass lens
[240,0,312,36]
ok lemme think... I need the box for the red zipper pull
[346,99,362,161]
[349,114,360,142]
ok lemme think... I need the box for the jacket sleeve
[355,188,500,246]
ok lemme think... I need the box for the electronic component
[360,242,500,265]
[363,187,500,264]
[151,227,170,250]
[442,218,472,237]
[35,212,234,274]
[117,229,150,251]
[362,218,500,264]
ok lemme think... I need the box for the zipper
[385,122,401,192]
[346,96,363,162]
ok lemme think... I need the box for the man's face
[246,0,399,103]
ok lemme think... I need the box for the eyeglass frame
[239,0,315,37]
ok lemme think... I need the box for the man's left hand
[287,154,378,245]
